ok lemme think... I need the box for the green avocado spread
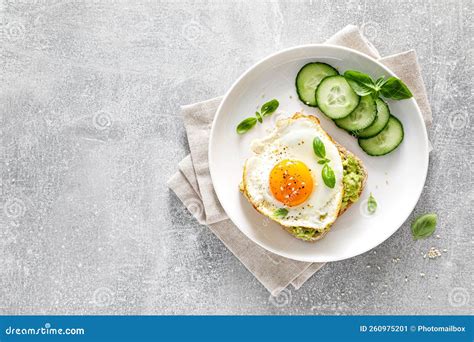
[290,155,364,240]
[291,227,317,241]
[341,155,364,211]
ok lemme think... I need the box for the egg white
[243,115,343,230]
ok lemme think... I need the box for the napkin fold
[167,24,432,296]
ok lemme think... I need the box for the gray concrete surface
[0,0,472,315]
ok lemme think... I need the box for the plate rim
[208,43,429,262]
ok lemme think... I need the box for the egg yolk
[269,160,314,207]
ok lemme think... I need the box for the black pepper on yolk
[269,159,314,207]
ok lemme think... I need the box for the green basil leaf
[411,213,437,240]
[380,77,413,100]
[255,111,262,123]
[321,163,336,188]
[375,76,386,88]
[261,99,279,116]
[313,137,326,159]
[236,117,257,134]
[273,208,288,218]
[344,70,376,96]
[317,159,329,165]
[345,70,375,85]
[367,193,377,214]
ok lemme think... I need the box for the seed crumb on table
[427,247,442,259]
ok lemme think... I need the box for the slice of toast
[241,113,368,243]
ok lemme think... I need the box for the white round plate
[209,45,429,262]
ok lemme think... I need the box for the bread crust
[240,113,368,242]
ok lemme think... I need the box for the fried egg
[242,114,344,231]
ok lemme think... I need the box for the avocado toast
[240,113,368,242]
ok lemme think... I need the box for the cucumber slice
[358,116,404,156]
[356,98,391,138]
[315,76,360,119]
[334,95,376,132]
[295,63,338,107]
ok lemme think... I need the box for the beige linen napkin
[167,25,432,296]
